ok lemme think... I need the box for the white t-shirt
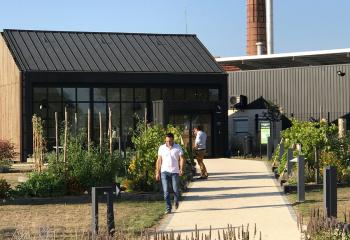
[195,130,207,150]
[158,143,184,173]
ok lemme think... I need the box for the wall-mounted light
[337,70,346,77]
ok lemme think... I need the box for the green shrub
[0,139,17,168]
[15,171,66,197]
[46,130,126,194]
[0,178,11,199]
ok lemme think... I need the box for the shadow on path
[188,186,275,193]
[183,191,283,201]
[174,203,292,214]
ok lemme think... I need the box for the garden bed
[283,182,350,194]
[286,187,350,222]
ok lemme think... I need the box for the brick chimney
[246,0,267,55]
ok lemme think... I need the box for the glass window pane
[108,88,120,102]
[33,102,48,120]
[94,88,106,102]
[197,88,209,101]
[174,88,185,101]
[209,89,219,101]
[77,88,90,101]
[185,88,196,101]
[135,88,146,102]
[63,88,76,102]
[63,102,76,125]
[134,103,147,122]
[33,88,47,101]
[233,118,249,134]
[162,88,173,101]
[150,88,162,101]
[76,103,90,130]
[48,88,62,101]
[48,102,62,120]
[121,103,134,135]
[121,88,133,101]
[47,102,63,128]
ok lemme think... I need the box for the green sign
[260,121,270,144]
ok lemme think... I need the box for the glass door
[169,113,212,156]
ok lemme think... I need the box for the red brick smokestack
[246,0,267,55]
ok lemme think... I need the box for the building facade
[0,29,228,161]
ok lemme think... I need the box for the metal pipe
[266,0,274,54]
[256,42,263,55]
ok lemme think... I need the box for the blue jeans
[161,172,180,211]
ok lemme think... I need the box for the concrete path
[159,158,301,240]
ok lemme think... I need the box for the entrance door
[169,113,212,156]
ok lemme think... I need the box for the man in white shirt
[156,133,185,214]
[193,126,208,179]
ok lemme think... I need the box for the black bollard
[323,166,337,218]
[91,186,116,236]
[297,155,305,202]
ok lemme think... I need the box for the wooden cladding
[0,35,21,160]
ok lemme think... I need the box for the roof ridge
[3,29,197,37]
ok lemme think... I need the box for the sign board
[260,121,270,144]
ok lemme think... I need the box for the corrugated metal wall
[229,63,350,122]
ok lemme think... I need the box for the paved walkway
[159,158,301,240]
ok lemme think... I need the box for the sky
[1,0,350,57]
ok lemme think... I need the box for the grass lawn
[286,187,350,222]
[0,166,165,238]
[0,197,165,238]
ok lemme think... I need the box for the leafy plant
[0,178,11,199]
[15,171,67,197]
[0,139,17,168]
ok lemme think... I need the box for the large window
[32,86,221,150]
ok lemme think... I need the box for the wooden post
[63,107,68,165]
[74,112,78,136]
[109,107,112,155]
[144,107,147,129]
[55,112,59,161]
[99,112,102,153]
[88,108,91,152]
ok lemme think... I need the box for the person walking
[193,126,208,179]
[156,133,185,214]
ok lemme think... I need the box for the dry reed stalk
[99,112,102,153]
[63,107,68,166]
[55,112,59,161]
[88,108,91,152]
[109,107,112,155]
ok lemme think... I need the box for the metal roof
[2,29,223,73]
[216,48,350,70]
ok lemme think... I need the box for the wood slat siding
[0,35,21,160]
[228,63,350,122]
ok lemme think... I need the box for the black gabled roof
[2,29,224,73]
[245,96,269,109]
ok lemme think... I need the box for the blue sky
[1,0,350,57]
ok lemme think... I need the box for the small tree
[0,140,17,168]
